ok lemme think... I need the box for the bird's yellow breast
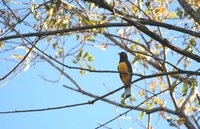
[118,62,131,85]
[118,62,129,72]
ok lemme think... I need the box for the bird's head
[118,52,128,60]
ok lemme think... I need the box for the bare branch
[0,37,41,81]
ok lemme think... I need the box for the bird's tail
[125,86,131,99]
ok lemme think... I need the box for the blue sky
[0,0,199,129]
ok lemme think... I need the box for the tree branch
[0,37,41,81]
[94,68,200,129]
[138,19,200,38]
[178,0,200,25]
[0,23,131,41]
[84,0,200,62]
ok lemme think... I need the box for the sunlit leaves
[12,48,31,71]
[132,4,138,14]
[139,89,145,97]
[55,47,65,58]
[30,4,39,14]
[139,111,146,120]
[182,82,188,96]
[176,10,183,19]
[48,7,54,18]
[88,55,94,61]
[30,4,40,21]
[191,79,198,88]
[0,41,4,49]
[189,38,196,46]
[80,66,86,75]
[171,79,177,92]
[155,97,163,105]
[73,49,95,75]
[52,41,58,49]
[177,118,185,125]
[159,80,168,90]
[160,7,167,14]
[166,12,177,18]
[150,82,156,92]
[148,102,154,109]
[12,54,24,60]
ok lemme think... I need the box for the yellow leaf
[80,67,85,75]
[139,45,145,52]
[160,7,167,14]
[23,62,30,71]
[155,98,163,105]
[166,12,177,18]
[152,49,159,55]
[12,54,24,60]
[130,44,137,50]
[150,82,156,91]
[139,90,145,97]
[48,8,54,17]
[132,5,138,14]
[0,41,4,48]
[177,118,185,125]
[178,97,185,107]
[102,43,108,49]
[160,81,168,90]
[188,106,194,113]
[184,59,191,67]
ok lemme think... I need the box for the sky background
[0,0,199,129]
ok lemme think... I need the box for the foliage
[0,0,199,129]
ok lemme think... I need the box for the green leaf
[148,103,154,109]
[155,98,163,105]
[72,59,78,64]
[83,52,90,59]
[182,82,188,96]
[167,12,177,18]
[55,0,61,10]
[171,80,177,92]
[132,56,140,64]
[190,38,196,46]
[87,37,95,42]
[177,118,185,125]
[177,10,183,18]
[145,1,150,8]
[139,111,146,120]
[53,41,58,49]
[47,36,52,43]
[172,80,177,88]
[191,79,198,88]
[121,98,127,107]
[76,34,80,40]
[77,49,83,58]
[154,8,160,14]
[88,55,94,61]
[44,3,50,11]
[87,64,94,71]
[121,93,126,99]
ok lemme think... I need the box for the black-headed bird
[118,52,132,99]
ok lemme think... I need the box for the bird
[118,52,133,99]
